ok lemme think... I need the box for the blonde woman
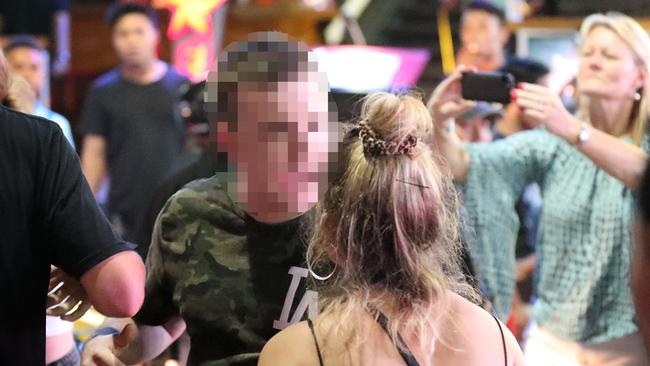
[258,93,525,366]
[428,12,650,365]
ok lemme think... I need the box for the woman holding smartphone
[428,12,650,365]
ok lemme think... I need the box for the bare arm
[576,128,647,190]
[515,82,647,190]
[79,251,145,318]
[433,119,471,182]
[259,322,308,366]
[81,134,107,195]
[426,67,475,181]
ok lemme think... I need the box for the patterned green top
[134,175,315,365]
[463,129,644,343]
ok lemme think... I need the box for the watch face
[579,124,591,144]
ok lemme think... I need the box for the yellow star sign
[154,0,227,39]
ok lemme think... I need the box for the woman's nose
[586,54,603,70]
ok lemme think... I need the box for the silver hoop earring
[635,91,642,101]
[307,261,336,281]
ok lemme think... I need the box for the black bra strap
[491,314,508,366]
[371,310,420,366]
[307,319,325,366]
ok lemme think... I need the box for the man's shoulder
[89,69,122,92]
[40,108,71,127]
[164,64,188,82]
[0,104,61,139]
[161,64,189,90]
[160,174,245,228]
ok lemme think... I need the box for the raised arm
[81,134,107,195]
[426,67,476,181]
[514,82,648,190]
[575,129,647,190]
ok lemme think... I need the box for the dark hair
[639,161,650,221]
[106,3,159,28]
[463,1,506,24]
[207,32,318,129]
[499,58,550,85]
[4,36,43,55]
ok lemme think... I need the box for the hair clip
[395,179,429,189]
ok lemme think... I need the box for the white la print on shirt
[273,266,319,330]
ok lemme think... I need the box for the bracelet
[444,120,455,134]
[574,122,592,146]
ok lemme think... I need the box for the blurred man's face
[226,77,336,223]
[460,10,506,59]
[6,47,45,96]
[112,13,159,66]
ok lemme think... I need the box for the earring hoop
[307,261,336,281]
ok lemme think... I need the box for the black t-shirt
[80,66,188,240]
[0,105,134,365]
[0,0,69,35]
[134,175,312,365]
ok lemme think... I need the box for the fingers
[522,108,546,124]
[517,82,550,94]
[456,63,478,74]
[62,301,92,322]
[46,290,66,308]
[440,64,476,89]
[46,303,73,317]
[86,351,126,366]
[515,96,546,112]
[113,323,138,349]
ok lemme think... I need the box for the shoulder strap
[307,319,325,366]
[372,310,420,366]
[491,314,508,366]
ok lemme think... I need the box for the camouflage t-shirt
[134,175,317,366]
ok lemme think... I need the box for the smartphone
[461,71,515,104]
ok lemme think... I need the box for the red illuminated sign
[153,0,227,40]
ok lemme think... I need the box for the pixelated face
[112,13,159,66]
[460,10,506,58]
[227,76,336,223]
[6,47,45,96]
[206,36,340,224]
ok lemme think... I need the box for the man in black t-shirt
[0,52,145,365]
[80,4,188,246]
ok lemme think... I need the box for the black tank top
[306,312,508,366]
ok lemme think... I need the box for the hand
[47,267,91,322]
[4,75,35,114]
[509,290,530,341]
[427,65,477,126]
[81,324,137,366]
[513,82,580,143]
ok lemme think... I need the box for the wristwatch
[576,122,591,146]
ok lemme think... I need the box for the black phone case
[461,72,515,104]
